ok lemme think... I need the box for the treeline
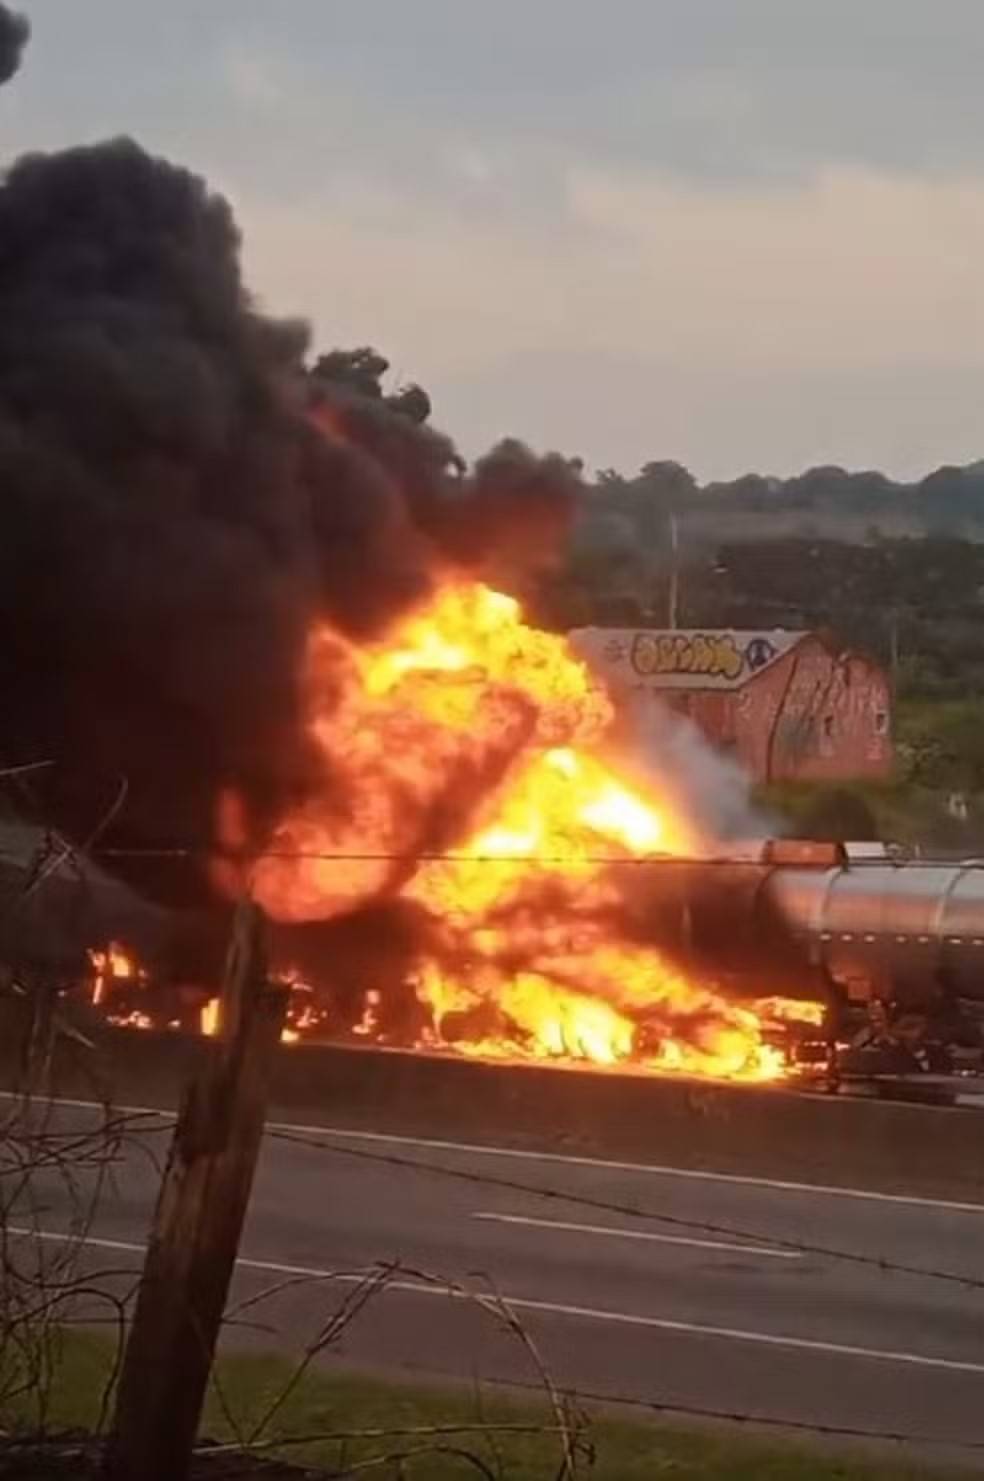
[536,524,984,839]
[312,350,984,843]
[586,458,984,544]
[529,458,984,639]
[536,529,984,702]
[537,461,984,844]
[313,352,984,705]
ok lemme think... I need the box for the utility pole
[889,609,900,695]
[105,901,287,1481]
[667,513,680,629]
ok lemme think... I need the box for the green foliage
[4,1329,966,1481]
[543,462,984,847]
[294,360,984,831]
[538,452,984,693]
[282,359,984,846]
[594,457,984,546]
[897,698,984,793]
[692,536,984,689]
[758,774,984,851]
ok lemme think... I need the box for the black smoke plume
[0,137,579,908]
[0,4,27,86]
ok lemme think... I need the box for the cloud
[233,160,984,368]
[564,164,984,371]
[223,155,984,477]
[223,50,281,109]
[195,0,984,184]
[8,0,984,478]
[435,351,984,484]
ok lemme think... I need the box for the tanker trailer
[762,846,984,1080]
[633,840,984,1085]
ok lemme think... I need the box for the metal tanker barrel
[629,841,837,1001]
[930,866,984,999]
[763,858,984,1005]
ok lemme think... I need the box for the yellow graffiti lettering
[707,634,744,681]
[631,632,746,681]
[630,633,661,676]
[660,634,683,671]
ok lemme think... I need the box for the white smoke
[624,699,777,847]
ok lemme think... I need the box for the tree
[636,460,698,507]
[898,699,984,794]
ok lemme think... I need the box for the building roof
[568,627,811,691]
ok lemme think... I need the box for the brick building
[569,627,893,784]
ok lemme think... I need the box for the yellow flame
[244,579,816,1081]
[754,996,825,1027]
[200,998,221,1037]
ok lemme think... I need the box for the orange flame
[88,941,138,1006]
[247,579,816,1080]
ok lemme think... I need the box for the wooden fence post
[104,900,288,1481]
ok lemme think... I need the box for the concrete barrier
[4,1015,984,1203]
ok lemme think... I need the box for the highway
[8,1095,984,1456]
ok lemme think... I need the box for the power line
[93,847,708,864]
[266,1126,984,1295]
[0,843,846,867]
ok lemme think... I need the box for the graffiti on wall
[627,631,782,683]
[764,652,892,777]
[569,624,893,779]
[574,629,798,689]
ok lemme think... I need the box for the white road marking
[472,1211,802,1259]
[8,1091,984,1215]
[9,1223,984,1376]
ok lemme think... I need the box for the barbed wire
[10,1098,984,1460]
[11,1215,984,1459]
[11,1094,980,1295]
[214,1256,984,1459]
[264,1125,984,1294]
[482,1372,984,1454]
[3,770,976,1464]
[32,1096,973,1294]
[0,763,52,781]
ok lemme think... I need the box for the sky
[3,1,984,481]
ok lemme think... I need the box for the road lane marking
[10,1223,984,1376]
[472,1211,802,1259]
[6,1092,984,1216]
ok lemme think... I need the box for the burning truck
[0,134,979,1095]
[67,580,983,1094]
[77,834,984,1095]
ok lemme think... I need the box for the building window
[874,710,888,735]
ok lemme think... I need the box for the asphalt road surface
[8,1094,984,1456]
